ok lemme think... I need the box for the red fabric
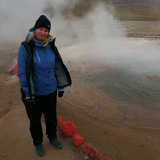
[57,116,109,159]
[11,64,18,76]
[100,158,110,160]
[57,115,63,129]
[59,121,76,137]
[57,116,76,137]
[72,134,84,147]
[81,144,109,160]
[88,148,101,158]
[81,143,91,152]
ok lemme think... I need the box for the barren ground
[0,21,160,160]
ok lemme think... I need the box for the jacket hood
[25,26,34,40]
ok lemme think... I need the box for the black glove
[58,91,64,98]
[24,97,35,108]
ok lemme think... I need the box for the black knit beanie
[34,15,51,32]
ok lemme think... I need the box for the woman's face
[35,27,49,42]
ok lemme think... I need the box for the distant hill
[94,0,159,3]
[45,0,160,21]
[111,1,160,20]
[113,0,159,3]
[87,0,160,21]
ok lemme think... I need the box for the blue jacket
[18,27,70,97]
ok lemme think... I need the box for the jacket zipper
[36,51,41,63]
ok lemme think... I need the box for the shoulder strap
[21,40,35,99]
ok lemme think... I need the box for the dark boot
[35,144,44,156]
[49,139,63,149]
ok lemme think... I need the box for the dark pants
[22,90,57,146]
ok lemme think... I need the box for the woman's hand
[24,97,35,107]
[58,91,64,98]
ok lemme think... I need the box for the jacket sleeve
[58,87,65,92]
[18,45,30,97]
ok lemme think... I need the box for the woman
[18,15,72,156]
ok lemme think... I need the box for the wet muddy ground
[1,22,160,160]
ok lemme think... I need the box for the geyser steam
[1,0,160,75]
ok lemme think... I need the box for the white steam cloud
[1,0,160,74]
[0,0,44,41]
